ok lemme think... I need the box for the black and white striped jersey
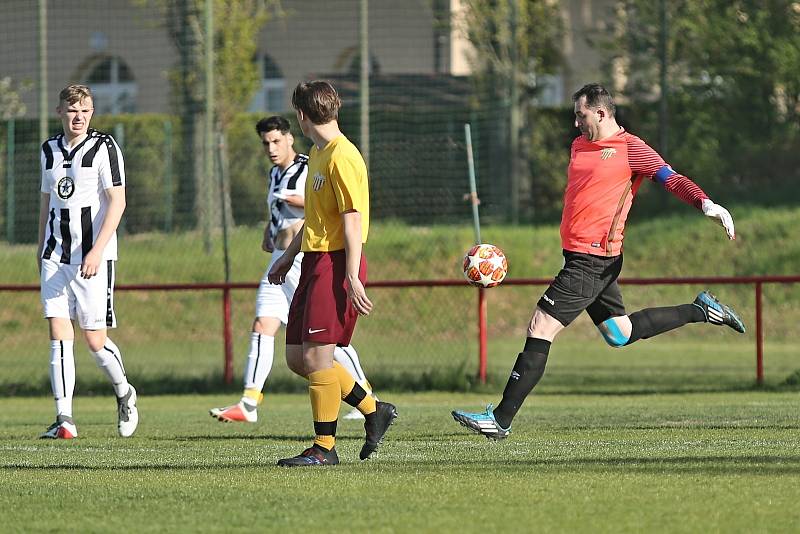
[40,128,126,264]
[267,153,307,241]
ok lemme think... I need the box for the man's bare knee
[597,316,632,347]
[83,329,107,352]
[285,344,305,376]
[253,316,281,336]
[527,307,564,341]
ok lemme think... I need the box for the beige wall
[257,0,444,108]
[559,0,618,98]
[0,0,174,117]
[0,0,449,117]
[0,0,620,117]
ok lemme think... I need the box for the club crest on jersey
[600,148,617,160]
[57,176,75,199]
[312,172,325,191]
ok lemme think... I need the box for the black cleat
[277,445,339,467]
[693,291,746,333]
[360,401,398,460]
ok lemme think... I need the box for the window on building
[249,54,285,112]
[532,74,564,108]
[84,56,137,115]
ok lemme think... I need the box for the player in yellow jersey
[269,81,397,466]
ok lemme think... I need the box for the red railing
[3,274,798,385]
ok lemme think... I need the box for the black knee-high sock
[626,304,706,345]
[493,337,550,429]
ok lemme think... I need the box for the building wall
[0,0,447,117]
[559,0,618,97]
[0,0,619,118]
[256,0,444,109]
[0,0,174,117]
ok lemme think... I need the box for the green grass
[2,206,799,394]
[2,391,799,532]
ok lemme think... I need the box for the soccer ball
[462,244,508,288]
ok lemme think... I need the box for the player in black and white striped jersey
[36,84,138,439]
[210,116,375,423]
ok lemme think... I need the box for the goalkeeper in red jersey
[453,82,744,440]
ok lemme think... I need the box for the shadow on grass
[4,455,800,475]
[2,364,800,396]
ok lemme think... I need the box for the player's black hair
[572,83,616,117]
[255,115,291,136]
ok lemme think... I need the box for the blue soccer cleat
[693,291,746,333]
[451,404,510,440]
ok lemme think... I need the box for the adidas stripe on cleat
[451,404,510,440]
[693,291,746,333]
[210,401,257,423]
[40,415,78,439]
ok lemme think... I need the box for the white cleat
[209,401,258,423]
[40,415,78,439]
[117,385,139,437]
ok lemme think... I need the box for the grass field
[2,207,800,394]
[2,391,799,533]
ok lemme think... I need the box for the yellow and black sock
[333,361,376,416]
[241,388,263,408]
[308,368,339,450]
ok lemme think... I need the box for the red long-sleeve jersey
[560,129,708,256]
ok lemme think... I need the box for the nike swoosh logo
[308,328,326,334]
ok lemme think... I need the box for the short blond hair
[59,84,93,106]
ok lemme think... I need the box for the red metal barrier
[222,288,234,384]
[478,288,487,384]
[3,274,799,385]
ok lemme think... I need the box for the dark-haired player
[453,82,744,440]
[210,115,376,423]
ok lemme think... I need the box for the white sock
[90,338,129,397]
[50,339,75,417]
[241,333,274,406]
[334,345,372,394]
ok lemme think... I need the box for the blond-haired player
[37,84,138,439]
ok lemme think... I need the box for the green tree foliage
[0,77,28,120]
[136,0,278,232]
[458,0,562,87]
[457,0,564,221]
[613,0,800,204]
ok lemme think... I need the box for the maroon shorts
[286,250,367,346]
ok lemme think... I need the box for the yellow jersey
[301,135,370,252]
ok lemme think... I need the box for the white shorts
[41,258,117,330]
[255,249,303,324]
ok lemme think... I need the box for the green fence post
[5,119,15,243]
[164,120,173,232]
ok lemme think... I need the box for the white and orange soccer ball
[462,243,508,288]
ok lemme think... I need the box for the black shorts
[537,251,626,327]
